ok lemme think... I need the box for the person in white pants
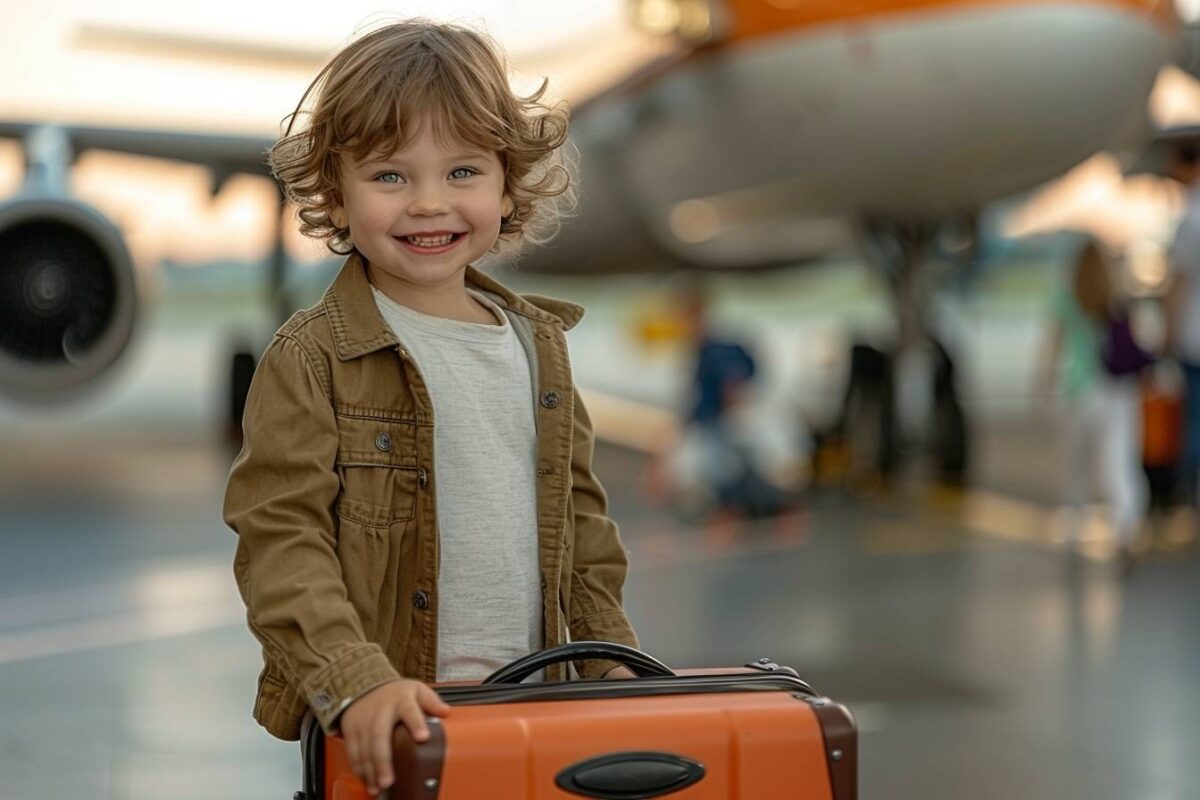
[1039,239,1147,570]
[1060,373,1146,551]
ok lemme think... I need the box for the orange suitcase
[297,642,856,800]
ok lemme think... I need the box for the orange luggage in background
[297,642,856,800]
[1142,376,1183,468]
[1141,367,1185,508]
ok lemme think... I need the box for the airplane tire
[931,342,968,484]
[933,392,968,483]
[842,344,898,488]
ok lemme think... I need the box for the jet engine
[0,196,137,402]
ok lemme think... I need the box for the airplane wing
[0,121,274,178]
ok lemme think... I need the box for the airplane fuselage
[522,0,1179,272]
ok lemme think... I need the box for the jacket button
[418,467,428,488]
[412,590,430,611]
[540,391,560,409]
[375,433,392,452]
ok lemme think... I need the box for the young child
[223,20,639,795]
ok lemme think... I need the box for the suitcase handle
[481,641,676,684]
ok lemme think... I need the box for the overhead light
[631,0,682,36]
[1178,0,1200,25]
[669,199,721,243]
[678,2,714,43]
[629,0,724,44]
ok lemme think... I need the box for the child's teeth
[406,234,455,247]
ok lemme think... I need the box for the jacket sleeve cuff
[299,644,401,733]
[570,611,641,680]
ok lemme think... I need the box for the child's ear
[501,194,515,219]
[330,205,349,229]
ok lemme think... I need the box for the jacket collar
[322,251,584,361]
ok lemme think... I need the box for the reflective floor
[1,416,1196,799]
[1,273,1197,799]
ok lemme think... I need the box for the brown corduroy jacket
[223,252,639,741]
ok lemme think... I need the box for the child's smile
[395,230,465,254]
[334,112,513,305]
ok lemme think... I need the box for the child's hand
[602,665,637,680]
[338,679,451,796]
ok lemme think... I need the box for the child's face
[333,114,513,292]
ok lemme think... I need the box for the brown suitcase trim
[806,696,857,800]
[389,718,446,800]
[437,671,816,706]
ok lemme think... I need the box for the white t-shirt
[372,286,544,682]
[1169,186,1200,364]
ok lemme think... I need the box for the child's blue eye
[374,172,402,184]
[449,167,478,180]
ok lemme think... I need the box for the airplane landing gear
[827,218,971,489]
[225,189,287,449]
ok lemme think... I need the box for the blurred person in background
[1166,142,1200,514]
[663,281,787,521]
[1038,239,1149,573]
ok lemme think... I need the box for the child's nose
[407,185,450,215]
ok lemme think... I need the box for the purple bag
[1102,312,1154,376]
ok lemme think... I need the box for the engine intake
[0,197,137,402]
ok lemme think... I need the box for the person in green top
[1038,239,1147,572]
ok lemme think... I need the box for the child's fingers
[349,730,378,795]
[418,684,451,715]
[344,735,362,784]
[371,720,395,791]
[399,701,431,742]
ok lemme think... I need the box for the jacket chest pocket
[334,415,420,527]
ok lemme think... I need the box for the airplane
[0,0,1192,481]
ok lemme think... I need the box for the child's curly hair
[268,19,576,259]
